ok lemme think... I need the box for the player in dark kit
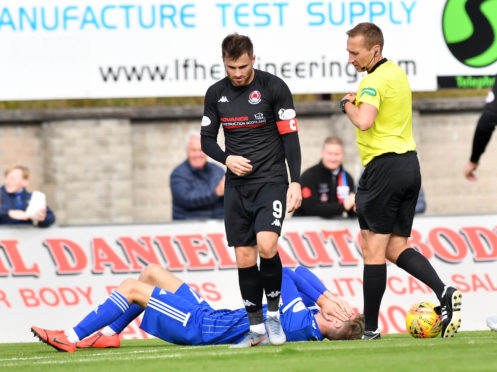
[201,34,350,347]
[464,74,497,180]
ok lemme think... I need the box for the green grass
[1,332,497,372]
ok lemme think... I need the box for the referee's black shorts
[224,183,287,247]
[355,151,420,237]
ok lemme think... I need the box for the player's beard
[229,68,254,87]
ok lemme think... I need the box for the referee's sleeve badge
[360,87,377,97]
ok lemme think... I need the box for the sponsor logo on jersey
[360,87,377,97]
[271,219,281,227]
[201,116,211,126]
[266,290,280,298]
[221,116,249,122]
[248,90,261,104]
[278,108,296,120]
[218,96,229,103]
[221,115,266,129]
[243,299,256,307]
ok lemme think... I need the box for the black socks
[396,248,445,301]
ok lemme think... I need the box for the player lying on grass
[31,265,364,351]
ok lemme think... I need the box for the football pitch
[1,331,497,372]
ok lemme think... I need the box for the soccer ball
[405,302,442,338]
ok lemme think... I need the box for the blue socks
[73,291,130,340]
[108,304,144,334]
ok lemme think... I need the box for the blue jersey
[141,284,253,345]
[280,268,324,342]
[140,268,324,345]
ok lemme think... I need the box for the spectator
[0,165,55,227]
[170,133,225,220]
[415,187,426,214]
[294,136,356,218]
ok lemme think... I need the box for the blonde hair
[323,136,343,147]
[324,314,365,340]
[5,165,29,179]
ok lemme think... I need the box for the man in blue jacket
[170,133,225,220]
[0,165,55,227]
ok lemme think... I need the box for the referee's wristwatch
[340,99,350,114]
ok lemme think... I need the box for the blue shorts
[140,283,250,345]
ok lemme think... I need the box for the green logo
[360,88,377,97]
[442,0,497,67]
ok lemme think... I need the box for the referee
[340,23,462,340]
[200,34,343,347]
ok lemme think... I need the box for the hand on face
[319,297,351,322]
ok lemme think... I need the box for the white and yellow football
[405,301,442,338]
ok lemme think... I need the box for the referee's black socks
[363,263,387,331]
[260,253,283,313]
[396,248,445,301]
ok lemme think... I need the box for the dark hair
[347,22,384,51]
[222,33,253,60]
[325,314,365,340]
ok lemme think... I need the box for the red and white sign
[1,214,496,343]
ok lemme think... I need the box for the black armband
[340,99,349,114]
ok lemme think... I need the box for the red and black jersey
[201,69,299,186]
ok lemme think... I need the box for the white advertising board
[0,0,443,100]
[1,214,496,343]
